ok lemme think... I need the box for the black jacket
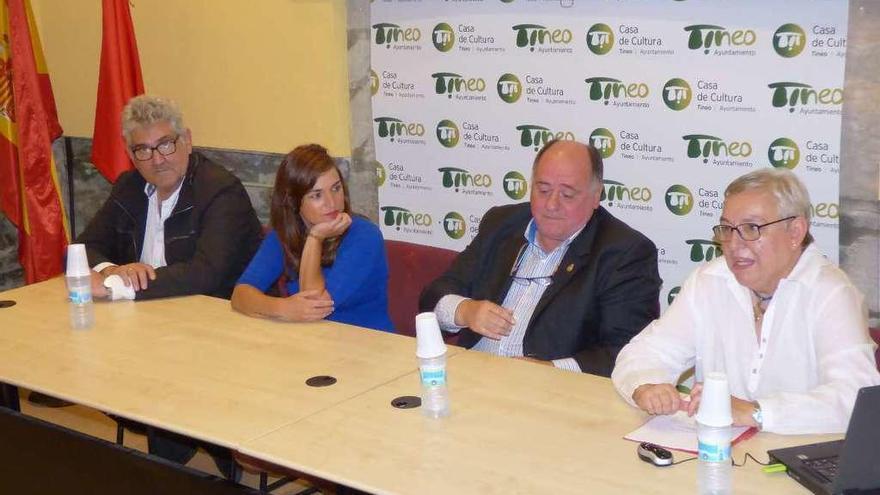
[419,203,661,377]
[76,152,262,300]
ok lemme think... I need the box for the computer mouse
[638,442,673,467]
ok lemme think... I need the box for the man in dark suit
[420,139,660,376]
[80,95,261,301]
[75,95,262,480]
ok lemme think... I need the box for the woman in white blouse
[612,168,880,434]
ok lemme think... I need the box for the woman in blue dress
[232,144,393,332]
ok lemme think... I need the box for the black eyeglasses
[509,244,556,287]
[712,216,796,242]
[131,135,180,161]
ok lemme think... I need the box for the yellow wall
[31,0,351,156]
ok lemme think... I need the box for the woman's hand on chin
[308,212,352,241]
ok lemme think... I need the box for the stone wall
[840,1,880,325]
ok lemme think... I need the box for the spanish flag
[91,0,144,182]
[0,0,69,284]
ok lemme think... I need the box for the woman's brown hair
[270,144,352,276]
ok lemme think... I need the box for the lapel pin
[566,263,574,273]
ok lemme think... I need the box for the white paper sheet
[624,411,754,453]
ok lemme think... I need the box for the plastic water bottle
[697,423,732,494]
[415,312,450,418]
[696,371,734,495]
[419,353,450,418]
[66,244,94,330]
[66,273,94,330]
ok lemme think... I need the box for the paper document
[624,411,754,453]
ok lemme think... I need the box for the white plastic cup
[66,244,91,277]
[695,371,733,427]
[415,312,447,359]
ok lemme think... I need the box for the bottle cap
[695,371,733,427]
[66,244,91,277]
[415,312,447,358]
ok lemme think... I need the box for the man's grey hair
[121,95,187,145]
[725,167,814,246]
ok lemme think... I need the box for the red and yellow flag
[0,0,69,284]
[91,0,144,182]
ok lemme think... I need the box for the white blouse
[612,245,880,434]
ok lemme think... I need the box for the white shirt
[435,220,583,372]
[140,182,182,269]
[611,245,880,434]
[93,182,183,301]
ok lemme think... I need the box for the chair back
[385,240,458,336]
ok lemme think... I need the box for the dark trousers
[114,415,239,481]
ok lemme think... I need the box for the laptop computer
[767,385,880,495]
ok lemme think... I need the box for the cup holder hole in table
[391,396,421,409]
[305,375,337,387]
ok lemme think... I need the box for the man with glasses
[78,95,261,301]
[74,95,261,479]
[612,168,879,434]
[420,139,661,376]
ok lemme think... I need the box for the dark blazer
[76,152,262,300]
[419,203,661,377]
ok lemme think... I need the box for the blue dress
[237,216,394,332]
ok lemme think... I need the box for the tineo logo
[380,206,432,231]
[438,167,492,191]
[589,128,615,159]
[684,25,756,54]
[662,78,691,111]
[584,77,649,105]
[773,24,806,58]
[516,124,575,151]
[811,202,839,219]
[586,23,614,55]
[432,72,486,98]
[512,24,573,51]
[372,23,422,48]
[376,162,386,187]
[768,82,843,113]
[370,70,379,96]
[601,180,652,206]
[667,286,681,305]
[436,120,460,148]
[682,134,752,163]
[443,212,467,239]
[665,185,693,216]
[497,73,522,103]
[768,138,800,169]
[374,117,425,142]
[432,23,455,52]
[503,171,527,200]
[686,239,723,262]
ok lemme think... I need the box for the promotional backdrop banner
[371,1,847,309]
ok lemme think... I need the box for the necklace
[752,290,773,322]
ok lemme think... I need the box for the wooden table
[240,350,840,494]
[0,278,438,449]
[0,279,839,494]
